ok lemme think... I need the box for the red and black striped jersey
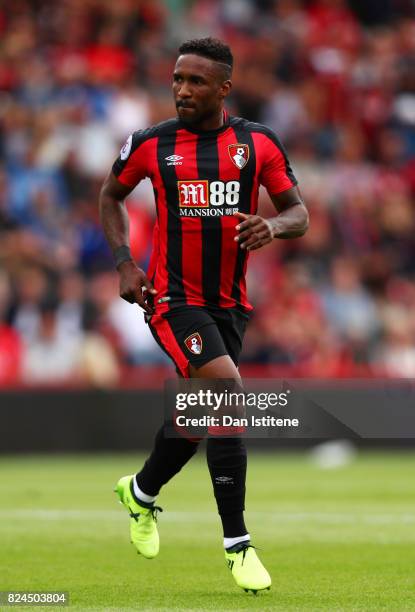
[112,113,297,314]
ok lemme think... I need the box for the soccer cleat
[225,543,271,593]
[114,475,162,559]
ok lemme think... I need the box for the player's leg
[131,309,219,504]
[189,355,271,593]
[189,356,248,544]
[114,422,199,558]
[191,312,250,551]
[114,308,222,558]
[134,424,199,498]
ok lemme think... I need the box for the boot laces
[150,505,163,522]
[129,505,163,522]
[241,543,256,566]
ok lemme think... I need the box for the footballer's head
[173,37,233,126]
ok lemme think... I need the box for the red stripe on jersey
[217,127,242,309]
[251,132,296,195]
[147,137,170,314]
[117,138,151,187]
[150,314,189,378]
[174,130,204,307]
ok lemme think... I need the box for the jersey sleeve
[256,130,298,196]
[112,131,150,188]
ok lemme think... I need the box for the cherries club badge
[228,143,249,169]
[184,332,203,355]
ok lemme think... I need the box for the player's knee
[206,436,247,465]
[189,355,240,380]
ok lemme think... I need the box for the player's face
[173,54,231,126]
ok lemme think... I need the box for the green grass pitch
[1,451,415,611]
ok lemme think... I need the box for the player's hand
[233,212,274,251]
[117,260,157,314]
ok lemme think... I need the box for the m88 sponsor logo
[178,180,240,217]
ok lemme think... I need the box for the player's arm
[234,186,308,250]
[99,172,156,314]
[235,128,309,250]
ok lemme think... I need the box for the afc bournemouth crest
[184,332,203,355]
[228,143,249,170]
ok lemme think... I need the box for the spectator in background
[12,266,49,343]
[374,308,415,377]
[55,269,89,339]
[22,297,120,387]
[21,298,83,384]
[321,257,379,346]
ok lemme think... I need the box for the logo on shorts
[228,143,249,169]
[184,332,203,355]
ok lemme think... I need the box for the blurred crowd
[0,0,415,386]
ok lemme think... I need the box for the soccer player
[99,38,308,594]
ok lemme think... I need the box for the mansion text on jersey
[180,207,239,217]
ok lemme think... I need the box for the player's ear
[220,80,232,99]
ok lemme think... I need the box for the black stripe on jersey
[149,186,159,285]
[230,125,256,306]
[251,125,297,185]
[197,135,221,307]
[157,127,186,305]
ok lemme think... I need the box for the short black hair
[178,37,233,77]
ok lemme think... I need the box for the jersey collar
[177,110,230,135]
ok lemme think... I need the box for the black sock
[136,425,200,496]
[206,436,248,537]
[221,512,247,538]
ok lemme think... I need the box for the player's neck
[193,109,226,132]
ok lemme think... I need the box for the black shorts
[147,306,250,378]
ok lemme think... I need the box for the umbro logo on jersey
[165,154,183,166]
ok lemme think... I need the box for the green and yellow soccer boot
[114,475,162,559]
[225,543,271,594]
